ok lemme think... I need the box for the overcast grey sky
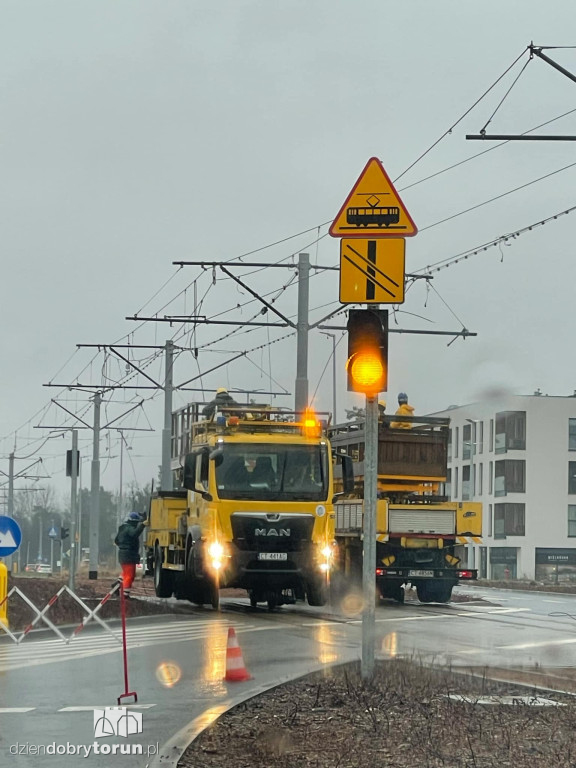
[2,1,576,495]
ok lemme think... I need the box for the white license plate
[408,569,434,577]
[258,553,288,561]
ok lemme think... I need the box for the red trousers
[121,563,136,590]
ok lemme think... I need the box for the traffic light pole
[361,394,378,680]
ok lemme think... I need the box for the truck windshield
[215,443,329,501]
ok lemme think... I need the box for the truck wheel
[154,546,175,598]
[185,548,206,605]
[266,591,278,611]
[248,591,258,608]
[307,577,328,607]
[416,583,433,603]
[417,583,452,603]
[430,584,453,603]
[206,579,220,610]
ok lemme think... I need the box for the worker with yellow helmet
[390,392,414,429]
[202,387,238,419]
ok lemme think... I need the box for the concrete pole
[69,429,78,591]
[161,340,174,491]
[295,253,310,415]
[361,394,378,680]
[331,335,337,424]
[89,392,101,580]
[7,452,14,571]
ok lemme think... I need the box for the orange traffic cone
[224,627,252,682]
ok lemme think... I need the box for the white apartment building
[431,393,576,582]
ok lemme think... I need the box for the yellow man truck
[146,405,339,610]
[329,414,482,604]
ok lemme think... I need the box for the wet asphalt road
[2,587,576,767]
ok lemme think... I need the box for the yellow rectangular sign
[339,238,405,304]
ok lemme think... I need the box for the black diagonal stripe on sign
[345,244,400,287]
[367,240,376,300]
[341,252,396,298]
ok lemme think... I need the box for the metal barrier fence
[0,582,121,645]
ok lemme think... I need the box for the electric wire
[393,46,529,183]
[419,160,576,232]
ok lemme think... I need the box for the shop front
[535,548,576,584]
[490,546,517,580]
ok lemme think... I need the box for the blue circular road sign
[0,516,22,557]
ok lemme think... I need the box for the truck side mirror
[341,454,355,494]
[183,454,196,490]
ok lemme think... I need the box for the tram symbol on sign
[329,157,417,238]
[346,201,400,230]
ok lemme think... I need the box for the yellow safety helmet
[378,400,386,409]
[216,387,228,394]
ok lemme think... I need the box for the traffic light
[60,526,69,541]
[346,309,388,394]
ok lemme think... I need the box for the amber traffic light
[346,309,388,394]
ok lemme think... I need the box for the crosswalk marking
[59,705,156,711]
[0,619,235,672]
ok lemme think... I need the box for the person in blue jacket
[114,511,145,598]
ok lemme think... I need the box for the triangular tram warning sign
[329,157,417,238]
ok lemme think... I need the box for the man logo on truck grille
[254,528,291,537]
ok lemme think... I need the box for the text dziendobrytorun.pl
[9,742,160,758]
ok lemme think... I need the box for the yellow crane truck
[329,413,482,604]
[145,404,341,610]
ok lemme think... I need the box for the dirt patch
[182,660,576,768]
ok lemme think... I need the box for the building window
[447,430,452,462]
[569,506,576,537]
[478,463,483,495]
[478,421,484,455]
[455,426,459,459]
[569,462,576,494]
[488,503,492,537]
[489,461,493,494]
[494,503,525,537]
[570,419,576,451]
[462,465,471,500]
[454,466,459,498]
[445,468,452,499]
[489,419,494,452]
[462,423,472,460]
[495,411,526,454]
[495,460,526,496]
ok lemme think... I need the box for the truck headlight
[208,542,224,570]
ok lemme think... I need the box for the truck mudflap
[376,566,478,581]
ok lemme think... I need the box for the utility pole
[361,394,378,679]
[295,252,310,415]
[321,332,337,423]
[161,339,174,491]
[7,452,14,571]
[89,392,101,580]
[69,429,79,591]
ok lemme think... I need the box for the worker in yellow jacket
[390,392,414,429]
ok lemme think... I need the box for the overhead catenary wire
[419,160,576,232]
[393,46,530,183]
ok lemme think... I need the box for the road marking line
[0,707,35,713]
[59,705,156,711]
[498,637,576,650]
